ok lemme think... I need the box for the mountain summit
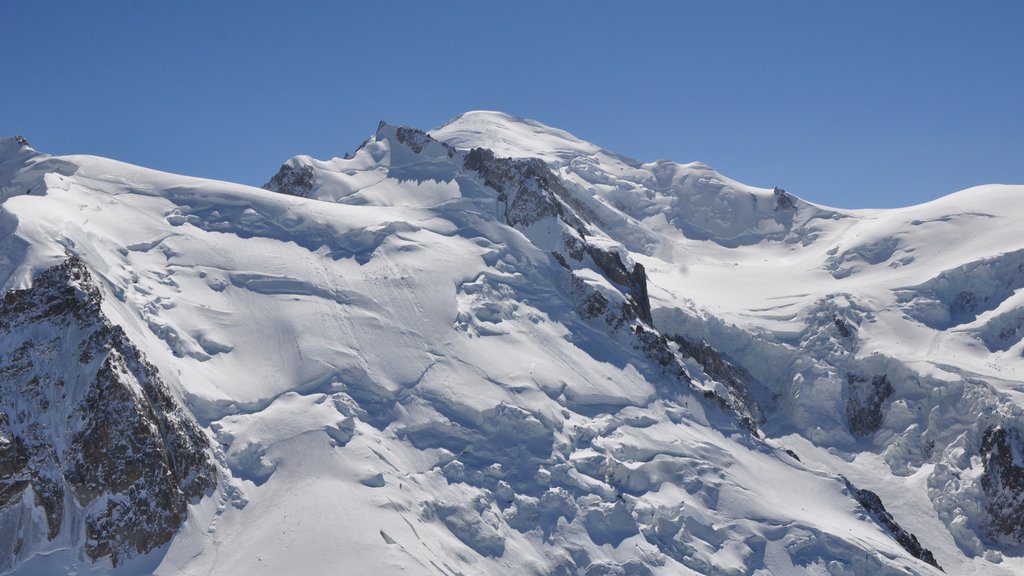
[1,113,1023,575]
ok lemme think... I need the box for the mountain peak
[431,111,601,165]
[0,136,39,163]
[438,110,537,130]
[7,115,1023,575]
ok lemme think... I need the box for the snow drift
[1,112,1022,575]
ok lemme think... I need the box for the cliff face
[0,257,215,569]
[263,162,315,197]
[981,425,1024,542]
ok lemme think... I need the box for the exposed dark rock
[0,257,215,569]
[0,431,28,477]
[587,246,632,286]
[465,147,657,333]
[14,135,30,147]
[585,247,653,326]
[667,335,763,430]
[263,162,315,197]
[980,425,1024,542]
[578,289,609,320]
[467,145,757,436]
[464,147,593,235]
[465,147,567,228]
[773,187,796,211]
[391,125,456,158]
[0,429,29,508]
[628,263,653,326]
[635,327,686,377]
[33,468,63,539]
[394,126,430,153]
[950,290,979,323]
[551,250,572,271]
[569,273,634,333]
[846,374,894,438]
[843,477,942,570]
[833,314,853,338]
[562,234,587,262]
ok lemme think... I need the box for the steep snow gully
[1,112,1023,575]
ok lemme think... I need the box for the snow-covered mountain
[1,111,1022,575]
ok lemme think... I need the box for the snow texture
[0,112,1023,575]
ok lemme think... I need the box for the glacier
[1,112,1023,574]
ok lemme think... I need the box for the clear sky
[3,1,1022,208]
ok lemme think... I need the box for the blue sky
[3,2,1021,208]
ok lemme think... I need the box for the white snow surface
[1,112,1023,575]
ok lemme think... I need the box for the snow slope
[0,112,1022,575]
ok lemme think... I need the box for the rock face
[393,124,456,157]
[463,147,655,326]
[585,246,654,326]
[264,161,315,197]
[464,147,570,229]
[846,374,894,438]
[980,425,1024,541]
[0,257,215,569]
[669,335,764,428]
[773,186,796,211]
[461,140,763,434]
[844,477,941,570]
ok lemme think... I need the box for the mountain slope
[0,256,215,573]
[0,114,1022,575]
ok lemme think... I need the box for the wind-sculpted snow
[1,116,1023,575]
[978,305,1024,353]
[897,249,1024,329]
[435,113,840,251]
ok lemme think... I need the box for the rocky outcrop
[465,146,762,433]
[833,314,853,338]
[773,187,795,211]
[586,247,653,326]
[847,374,894,438]
[628,263,652,325]
[980,425,1024,542]
[392,124,456,158]
[669,335,764,429]
[464,148,655,328]
[0,257,215,569]
[264,162,315,197]
[843,477,941,570]
[464,147,570,229]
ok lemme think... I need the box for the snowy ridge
[0,114,1022,574]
